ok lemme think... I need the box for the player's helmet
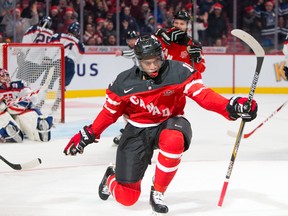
[126,31,138,40]
[174,11,191,22]
[68,22,81,38]
[39,16,52,29]
[0,68,11,89]
[134,35,163,61]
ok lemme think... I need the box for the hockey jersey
[91,60,230,138]
[155,29,206,73]
[21,25,54,64]
[49,33,85,63]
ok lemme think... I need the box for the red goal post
[0,43,65,123]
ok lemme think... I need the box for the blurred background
[0,0,287,54]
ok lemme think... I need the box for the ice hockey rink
[0,94,287,216]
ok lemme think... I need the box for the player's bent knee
[159,129,185,154]
[114,182,141,206]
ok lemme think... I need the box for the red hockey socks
[154,129,184,193]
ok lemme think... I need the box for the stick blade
[20,158,42,170]
[231,29,265,57]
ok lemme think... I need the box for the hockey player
[43,21,85,111]
[155,11,206,73]
[16,16,54,83]
[115,30,139,64]
[0,68,53,143]
[282,36,288,79]
[63,35,258,215]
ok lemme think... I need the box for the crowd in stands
[0,0,287,52]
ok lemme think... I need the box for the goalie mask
[0,68,11,89]
[134,35,164,78]
[39,16,52,29]
[68,22,80,38]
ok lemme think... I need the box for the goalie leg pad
[0,113,24,143]
[14,111,53,142]
[37,116,53,142]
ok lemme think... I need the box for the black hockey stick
[227,100,288,139]
[218,29,265,207]
[0,155,41,170]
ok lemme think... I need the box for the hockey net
[0,43,65,123]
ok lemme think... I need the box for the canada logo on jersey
[163,90,174,96]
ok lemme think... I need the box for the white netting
[1,43,65,123]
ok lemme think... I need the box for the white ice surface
[1,94,288,216]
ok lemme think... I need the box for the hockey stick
[0,155,41,170]
[227,100,288,139]
[218,29,265,207]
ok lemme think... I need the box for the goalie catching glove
[156,28,185,45]
[226,96,258,122]
[64,125,97,155]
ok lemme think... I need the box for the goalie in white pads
[0,69,53,143]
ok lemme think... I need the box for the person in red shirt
[63,35,257,215]
[155,11,206,73]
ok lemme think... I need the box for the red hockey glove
[64,125,97,155]
[188,41,202,63]
[226,96,258,122]
[284,66,288,79]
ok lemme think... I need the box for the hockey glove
[226,96,258,122]
[156,28,185,45]
[64,125,97,155]
[284,66,288,79]
[188,42,202,63]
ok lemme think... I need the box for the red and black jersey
[155,30,206,73]
[91,60,230,138]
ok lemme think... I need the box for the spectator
[256,1,277,50]
[49,6,60,33]
[21,0,37,19]
[141,15,156,35]
[102,20,116,44]
[57,7,77,34]
[105,34,117,45]
[1,7,39,42]
[83,23,97,45]
[242,5,261,43]
[205,3,228,46]
[120,6,140,45]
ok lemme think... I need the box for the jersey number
[35,33,51,43]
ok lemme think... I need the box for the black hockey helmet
[174,11,191,22]
[39,16,52,29]
[126,31,138,40]
[134,35,163,60]
[68,22,80,38]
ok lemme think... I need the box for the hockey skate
[113,128,124,145]
[98,164,115,200]
[150,186,168,215]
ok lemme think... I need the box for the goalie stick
[227,100,288,139]
[218,29,265,207]
[0,154,41,170]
